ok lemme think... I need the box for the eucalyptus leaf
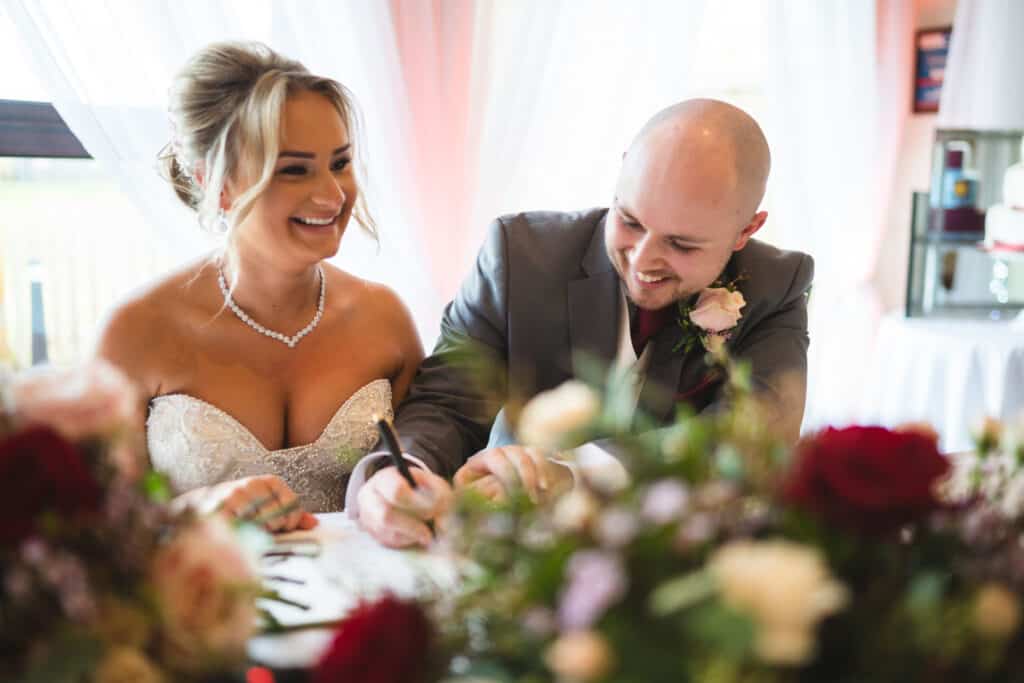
[649,570,715,616]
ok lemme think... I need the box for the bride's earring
[216,208,230,233]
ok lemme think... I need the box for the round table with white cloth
[856,313,1024,452]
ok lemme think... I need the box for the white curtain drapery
[5,0,896,440]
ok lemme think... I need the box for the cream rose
[708,539,848,666]
[518,380,600,450]
[689,287,745,333]
[91,647,164,683]
[973,416,1004,450]
[552,488,600,533]
[150,516,261,671]
[973,583,1021,638]
[544,630,615,681]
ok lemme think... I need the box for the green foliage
[432,349,1024,682]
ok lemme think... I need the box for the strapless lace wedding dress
[146,379,392,512]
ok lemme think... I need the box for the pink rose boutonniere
[673,279,746,356]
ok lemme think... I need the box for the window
[0,11,177,368]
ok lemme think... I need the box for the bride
[96,42,450,532]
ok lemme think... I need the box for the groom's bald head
[625,98,771,226]
[606,99,772,310]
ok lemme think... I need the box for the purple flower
[558,550,627,630]
[595,507,639,548]
[642,479,690,524]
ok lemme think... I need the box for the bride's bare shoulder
[106,258,218,325]
[95,257,219,376]
[326,266,412,325]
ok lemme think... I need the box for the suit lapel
[569,214,622,380]
[637,320,688,421]
[568,273,621,377]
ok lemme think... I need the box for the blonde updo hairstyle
[160,42,376,263]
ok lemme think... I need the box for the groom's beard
[611,255,694,311]
[613,260,729,312]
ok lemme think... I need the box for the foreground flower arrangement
[8,354,1024,682]
[423,360,1024,682]
[0,363,266,682]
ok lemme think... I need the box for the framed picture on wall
[913,26,952,113]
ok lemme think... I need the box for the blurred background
[1,0,1021,450]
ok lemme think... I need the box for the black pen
[374,414,418,489]
[373,414,436,538]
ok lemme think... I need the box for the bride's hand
[211,475,318,533]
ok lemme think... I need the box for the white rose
[939,453,980,503]
[1001,472,1024,519]
[689,287,745,333]
[1004,414,1024,459]
[518,380,600,450]
[552,489,600,533]
[150,516,261,671]
[708,539,848,666]
[755,627,815,666]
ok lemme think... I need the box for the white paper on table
[248,513,459,669]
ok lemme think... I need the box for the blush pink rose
[150,516,260,671]
[688,287,745,333]
[11,359,138,441]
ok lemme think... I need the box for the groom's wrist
[369,457,422,477]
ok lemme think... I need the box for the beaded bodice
[146,379,392,512]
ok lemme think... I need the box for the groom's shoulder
[484,207,607,259]
[732,239,814,302]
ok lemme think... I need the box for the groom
[349,98,814,547]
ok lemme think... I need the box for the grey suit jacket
[393,208,814,477]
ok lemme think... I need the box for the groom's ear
[732,211,767,251]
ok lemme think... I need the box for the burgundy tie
[630,305,673,356]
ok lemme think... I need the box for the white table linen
[248,513,459,669]
[856,313,1024,452]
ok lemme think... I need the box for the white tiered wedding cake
[985,139,1024,250]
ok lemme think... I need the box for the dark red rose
[314,595,432,683]
[782,425,950,535]
[0,425,103,545]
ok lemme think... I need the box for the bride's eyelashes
[276,156,352,177]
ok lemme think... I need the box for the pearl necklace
[218,266,325,348]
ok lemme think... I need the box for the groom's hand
[454,446,573,503]
[357,467,453,548]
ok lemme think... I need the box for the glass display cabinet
[906,128,1024,319]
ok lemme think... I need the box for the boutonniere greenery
[672,274,747,356]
